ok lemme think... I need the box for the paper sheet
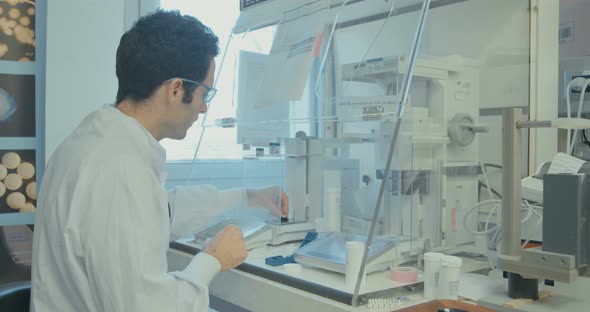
[237,51,289,145]
[255,1,329,108]
[547,152,586,174]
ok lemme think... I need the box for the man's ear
[166,79,184,104]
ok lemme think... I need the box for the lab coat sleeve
[82,156,219,312]
[168,184,246,240]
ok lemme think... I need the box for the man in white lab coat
[30,10,287,312]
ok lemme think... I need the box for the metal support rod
[351,0,432,306]
[517,120,551,128]
[501,108,523,258]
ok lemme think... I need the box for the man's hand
[247,186,289,217]
[204,225,247,271]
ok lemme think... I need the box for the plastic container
[439,255,462,299]
[423,252,443,299]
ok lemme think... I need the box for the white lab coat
[31,106,245,312]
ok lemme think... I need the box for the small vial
[269,142,280,155]
[214,117,236,128]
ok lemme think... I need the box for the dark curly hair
[115,10,220,104]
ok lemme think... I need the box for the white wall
[531,0,559,171]
[45,0,159,162]
[559,0,590,59]
[45,0,124,160]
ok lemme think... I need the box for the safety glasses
[163,78,217,103]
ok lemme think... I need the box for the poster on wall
[0,73,35,137]
[0,149,35,214]
[0,0,35,62]
[0,225,32,284]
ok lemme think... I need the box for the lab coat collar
[103,105,167,182]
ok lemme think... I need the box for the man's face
[171,59,215,140]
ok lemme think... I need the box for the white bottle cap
[441,255,462,268]
[424,252,444,261]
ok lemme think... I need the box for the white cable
[521,200,543,248]
[566,78,577,154]
[464,198,544,269]
[566,79,578,118]
[485,207,502,270]
[491,226,501,248]
[487,251,496,270]
[521,202,533,224]
[566,77,588,154]
[521,217,543,249]
[478,162,496,231]
[463,200,499,235]
[464,199,543,270]
[575,79,590,117]
[570,78,590,155]
[484,203,501,235]
[487,227,501,270]
[489,225,501,252]
[462,199,534,236]
[523,200,542,218]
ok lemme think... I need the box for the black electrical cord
[478,181,502,199]
[582,129,590,148]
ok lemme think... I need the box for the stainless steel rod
[517,120,551,128]
[351,0,432,306]
[501,108,523,258]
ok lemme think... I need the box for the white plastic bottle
[325,188,341,232]
[345,241,367,290]
[423,252,443,299]
[439,255,462,299]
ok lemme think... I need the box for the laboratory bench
[169,239,425,311]
[169,239,590,312]
[167,239,514,312]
